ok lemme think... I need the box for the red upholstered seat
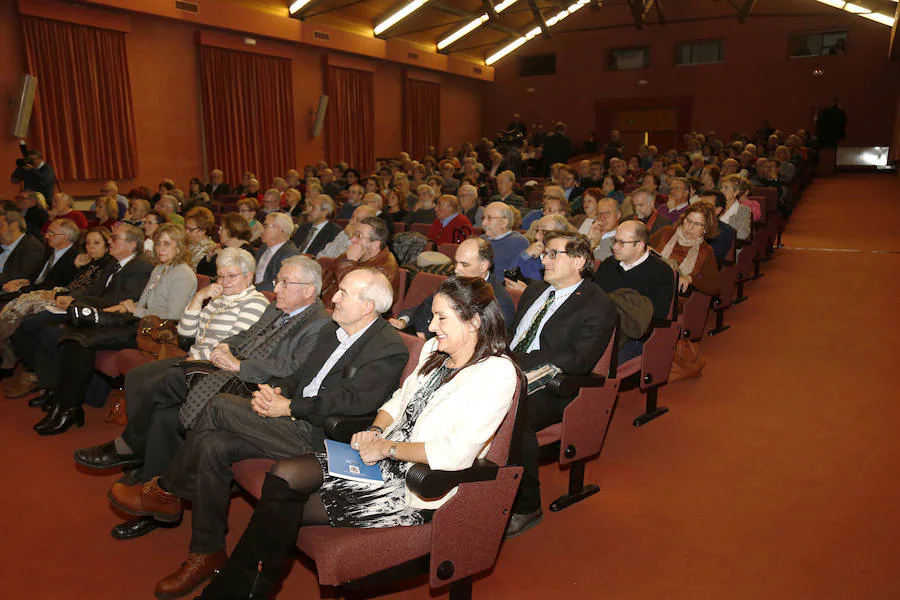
[409,223,430,235]
[196,274,211,290]
[678,291,711,341]
[507,287,523,309]
[95,350,121,378]
[399,272,446,313]
[437,243,458,259]
[397,331,425,385]
[116,348,156,376]
[709,236,739,336]
[262,291,276,302]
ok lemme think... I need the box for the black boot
[36,406,85,436]
[199,473,308,599]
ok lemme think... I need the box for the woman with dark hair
[196,213,254,277]
[651,204,721,298]
[601,174,625,203]
[184,207,217,268]
[195,276,519,599]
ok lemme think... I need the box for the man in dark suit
[504,231,617,538]
[292,195,341,256]
[541,122,573,176]
[6,224,152,400]
[10,146,55,202]
[108,269,408,598]
[74,255,332,540]
[203,169,231,199]
[254,212,299,293]
[0,217,79,299]
[389,237,516,336]
[0,208,47,286]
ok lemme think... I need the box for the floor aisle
[2,174,899,599]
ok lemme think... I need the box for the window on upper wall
[608,46,651,71]
[788,30,848,58]
[676,40,724,65]
[517,53,556,77]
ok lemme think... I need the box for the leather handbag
[136,316,186,359]
[668,338,706,383]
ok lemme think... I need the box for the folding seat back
[679,291,711,341]
[334,218,349,229]
[399,272,447,313]
[397,331,425,385]
[393,222,407,233]
[390,268,408,317]
[410,223,431,235]
[709,237,738,336]
[437,243,458,260]
[196,274,211,290]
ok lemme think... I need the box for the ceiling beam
[482,0,497,20]
[654,0,665,25]
[734,0,758,24]
[627,0,657,29]
[430,1,523,36]
[527,0,551,38]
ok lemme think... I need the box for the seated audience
[284,188,303,218]
[427,194,472,245]
[594,221,676,362]
[44,192,88,232]
[386,189,408,223]
[489,170,526,212]
[1,217,79,297]
[336,184,364,220]
[361,192,395,237]
[241,178,261,201]
[204,169,231,199]
[254,213,299,293]
[506,231,617,537]
[570,187,602,235]
[630,187,672,234]
[109,269,409,599]
[197,213,254,277]
[481,201,529,286]
[156,195,184,226]
[0,208,45,286]
[100,180,129,218]
[320,217,397,309]
[236,198,264,243]
[651,205,722,298]
[27,224,195,435]
[558,167,584,205]
[123,198,151,228]
[94,195,119,230]
[317,204,376,260]
[657,177,692,223]
[15,190,49,238]
[292,195,341,256]
[521,185,568,231]
[719,174,753,241]
[696,190,737,266]
[586,198,621,261]
[510,214,572,283]
[457,183,483,227]
[390,237,515,336]
[142,210,162,254]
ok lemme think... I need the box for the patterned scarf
[660,227,704,278]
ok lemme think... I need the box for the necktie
[105,262,123,289]
[298,226,316,254]
[255,248,274,284]
[35,255,55,284]
[514,290,555,353]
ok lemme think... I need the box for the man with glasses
[505,231,617,538]
[595,221,676,361]
[489,170,526,212]
[319,217,397,309]
[75,255,330,540]
[1,218,79,297]
[109,269,407,598]
[291,195,341,256]
[587,197,622,261]
[481,201,528,286]
[0,207,46,287]
[521,185,569,231]
[254,212,298,293]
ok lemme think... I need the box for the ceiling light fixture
[289,0,314,14]
[485,0,589,65]
[813,0,896,26]
[374,0,432,36]
[437,0,520,51]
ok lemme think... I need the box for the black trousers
[10,312,67,385]
[55,339,137,409]
[118,356,187,480]
[164,394,323,554]
[513,388,572,515]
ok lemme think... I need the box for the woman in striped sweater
[177,247,269,360]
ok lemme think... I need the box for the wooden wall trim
[197,29,295,60]
[17,0,131,32]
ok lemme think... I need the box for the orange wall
[0,5,485,199]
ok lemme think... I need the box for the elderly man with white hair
[481,201,529,286]
[254,212,299,293]
[109,268,409,599]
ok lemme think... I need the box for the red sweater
[427,213,473,245]
[41,210,89,234]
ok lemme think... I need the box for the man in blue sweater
[481,201,528,286]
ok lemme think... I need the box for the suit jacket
[204,182,232,199]
[75,253,154,308]
[24,244,80,292]
[512,279,617,398]
[254,241,299,293]
[288,318,409,427]
[291,220,341,256]
[0,234,47,285]
[12,162,56,202]
[223,301,332,384]
[320,247,398,310]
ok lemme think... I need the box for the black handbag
[67,303,137,328]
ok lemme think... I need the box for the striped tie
[514,290,555,353]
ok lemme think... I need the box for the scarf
[660,227,704,278]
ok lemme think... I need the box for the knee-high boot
[199,472,308,599]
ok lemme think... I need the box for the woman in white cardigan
[198,276,519,599]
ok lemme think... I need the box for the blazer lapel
[512,281,550,331]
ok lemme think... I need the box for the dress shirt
[0,233,25,272]
[620,250,650,272]
[255,241,285,284]
[511,280,584,353]
[301,317,378,398]
[440,212,460,228]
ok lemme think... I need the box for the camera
[503,267,524,282]
[495,129,526,153]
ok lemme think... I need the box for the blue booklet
[324,440,385,486]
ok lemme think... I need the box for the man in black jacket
[10,146,55,202]
[291,195,341,256]
[0,208,45,287]
[108,269,409,599]
[203,169,231,199]
[505,231,617,538]
[1,217,79,298]
[541,122,573,176]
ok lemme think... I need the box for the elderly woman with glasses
[650,204,721,297]
[184,207,217,269]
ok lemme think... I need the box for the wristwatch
[388,443,398,459]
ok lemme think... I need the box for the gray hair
[355,268,393,314]
[216,247,256,275]
[281,255,323,296]
[54,218,81,243]
[458,183,477,197]
[266,212,294,236]
[317,194,335,216]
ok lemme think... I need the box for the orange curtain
[325,66,374,172]
[403,78,440,160]
[199,46,295,188]
[20,16,137,181]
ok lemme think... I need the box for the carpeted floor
[3,173,899,599]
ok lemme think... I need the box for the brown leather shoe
[154,551,227,599]
[3,369,39,398]
[108,476,183,523]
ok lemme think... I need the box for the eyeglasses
[185,226,201,232]
[540,249,569,260]
[263,223,280,230]
[535,228,554,235]
[351,231,373,241]
[683,219,705,229]
[272,279,314,289]
[597,210,617,217]
[612,239,640,246]
[215,272,249,282]
[45,231,66,238]
[110,235,128,242]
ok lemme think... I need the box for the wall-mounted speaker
[11,75,37,139]
[312,94,328,137]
